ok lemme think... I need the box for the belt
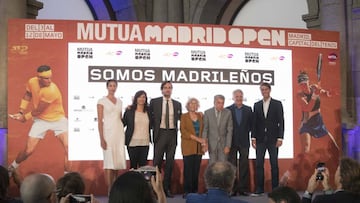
[160,128,176,131]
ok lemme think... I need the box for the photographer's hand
[151,166,166,203]
[321,168,331,191]
[306,169,319,193]
[90,194,100,203]
[59,193,71,203]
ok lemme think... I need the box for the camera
[133,165,156,181]
[315,162,325,181]
[69,194,91,203]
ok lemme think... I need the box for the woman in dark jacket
[122,90,151,169]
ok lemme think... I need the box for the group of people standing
[97,80,182,196]
[7,64,285,198]
[97,79,285,198]
[8,65,357,203]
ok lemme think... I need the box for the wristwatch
[303,190,313,199]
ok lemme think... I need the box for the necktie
[216,110,221,126]
[165,99,169,129]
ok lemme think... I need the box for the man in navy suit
[227,89,253,196]
[251,82,284,196]
[149,81,182,198]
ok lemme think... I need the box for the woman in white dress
[97,79,126,193]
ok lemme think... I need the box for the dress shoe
[229,191,237,196]
[250,191,264,197]
[238,191,249,196]
[164,190,174,198]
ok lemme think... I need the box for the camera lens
[316,172,324,180]
[143,172,152,181]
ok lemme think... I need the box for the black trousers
[127,145,149,169]
[183,154,202,193]
[153,129,177,190]
[228,146,250,193]
[255,141,279,192]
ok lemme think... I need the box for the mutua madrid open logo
[245,52,259,63]
[135,48,151,60]
[191,50,206,61]
[77,47,93,59]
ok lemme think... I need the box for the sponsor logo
[135,48,150,60]
[328,53,337,62]
[105,50,123,56]
[10,45,28,55]
[245,52,259,63]
[191,50,206,61]
[163,52,179,57]
[77,47,93,59]
[218,54,234,59]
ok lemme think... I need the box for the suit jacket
[149,97,182,143]
[186,188,248,203]
[122,108,151,145]
[202,107,233,152]
[302,191,360,203]
[226,104,253,148]
[180,112,204,156]
[252,98,284,144]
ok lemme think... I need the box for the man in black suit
[149,81,182,198]
[226,89,252,196]
[251,82,284,196]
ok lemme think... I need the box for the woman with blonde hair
[180,97,205,198]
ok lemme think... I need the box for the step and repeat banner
[8,19,341,193]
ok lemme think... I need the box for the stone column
[0,0,43,128]
[0,0,27,167]
[0,0,42,165]
[153,0,168,22]
[320,0,354,124]
[168,0,183,23]
[302,0,321,29]
[350,0,360,161]
[351,1,360,124]
[0,0,27,128]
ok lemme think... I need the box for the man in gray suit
[202,95,233,164]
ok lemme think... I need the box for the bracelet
[20,99,29,110]
[303,190,313,199]
[24,112,32,120]
[323,189,333,195]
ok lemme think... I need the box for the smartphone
[316,162,325,181]
[69,194,91,203]
[134,166,156,181]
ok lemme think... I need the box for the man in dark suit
[149,81,182,198]
[251,82,284,196]
[202,95,233,164]
[226,89,252,196]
